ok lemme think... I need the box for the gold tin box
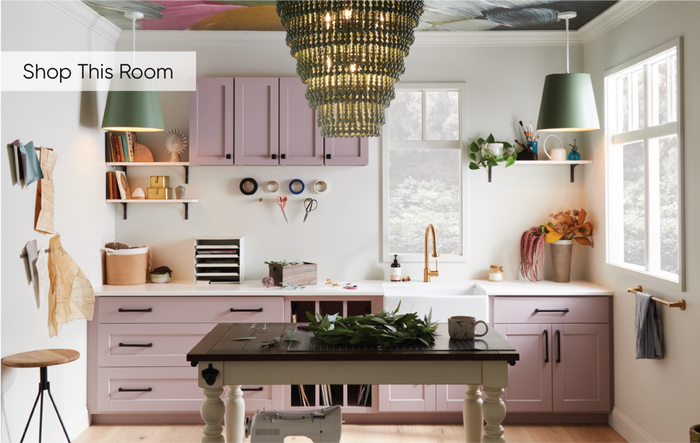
[147,187,173,200]
[150,176,170,188]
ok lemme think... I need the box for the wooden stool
[2,349,80,443]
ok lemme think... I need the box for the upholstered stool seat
[2,349,79,442]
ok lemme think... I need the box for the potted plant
[540,208,594,282]
[468,134,516,170]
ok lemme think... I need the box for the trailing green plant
[304,302,438,348]
[264,259,300,266]
[468,134,516,170]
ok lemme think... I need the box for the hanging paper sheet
[34,147,57,234]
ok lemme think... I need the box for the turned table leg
[201,387,225,443]
[225,385,245,443]
[463,384,483,443]
[481,386,506,443]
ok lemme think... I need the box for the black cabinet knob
[271,154,277,160]
[326,154,331,160]
[226,154,231,159]
[280,154,286,160]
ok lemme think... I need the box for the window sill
[605,262,684,292]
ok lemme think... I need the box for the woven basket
[105,247,148,285]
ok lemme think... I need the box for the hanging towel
[635,292,664,359]
[47,233,94,337]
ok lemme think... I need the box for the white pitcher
[543,135,566,161]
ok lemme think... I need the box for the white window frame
[604,38,685,291]
[381,83,468,263]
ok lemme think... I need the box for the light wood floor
[76,424,627,443]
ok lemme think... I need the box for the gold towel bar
[627,285,686,310]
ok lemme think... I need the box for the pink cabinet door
[234,78,279,166]
[378,385,436,412]
[552,323,611,412]
[495,323,552,412]
[189,77,233,165]
[279,78,324,166]
[324,137,369,166]
[436,384,468,412]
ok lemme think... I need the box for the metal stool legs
[19,366,71,443]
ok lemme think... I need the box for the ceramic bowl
[150,274,171,284]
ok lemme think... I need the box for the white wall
[116,33,589,284]
[1,2,115,441]
[583,2,700,441]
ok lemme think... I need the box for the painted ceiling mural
[83,1,617,32]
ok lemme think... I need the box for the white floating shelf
[486,160,593,183]
[107,162,191,184]
[106,199,199,220]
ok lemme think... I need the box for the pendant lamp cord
[132,14,136,67]
[565,16,570,74]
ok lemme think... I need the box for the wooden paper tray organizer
[194,238,244,284]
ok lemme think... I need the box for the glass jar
[489,265,504,282]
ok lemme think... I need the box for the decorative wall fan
[163,129,187,162]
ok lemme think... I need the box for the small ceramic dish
[150,274,171,284]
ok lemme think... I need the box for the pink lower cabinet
[379,385,436,412]
[88,296,284,419]
[492,296,612,416]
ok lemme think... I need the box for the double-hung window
[382,84,466,262]
[604,38,684,290]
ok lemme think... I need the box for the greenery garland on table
[304,302,438,349]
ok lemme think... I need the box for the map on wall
[82,1,617,32]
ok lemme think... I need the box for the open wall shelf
[107,162,190,184]
[486,160,593,183]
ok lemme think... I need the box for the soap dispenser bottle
[391,255,402,282]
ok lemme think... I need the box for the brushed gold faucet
[424,224,439,282]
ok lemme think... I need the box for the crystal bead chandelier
[277,0,424,138]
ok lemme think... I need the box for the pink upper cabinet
[189,78,234,165]
[234,78,279,166]
[324,136,369,166]
[279,78,324,166]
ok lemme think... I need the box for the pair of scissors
[276,196,288,223]
[303,198,318,223]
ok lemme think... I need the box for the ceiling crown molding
[578,0,656,45]
[46,0,121,44]
[116,29,580,50]
[413,31,581,47]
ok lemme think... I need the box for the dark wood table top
[187,323,519,366]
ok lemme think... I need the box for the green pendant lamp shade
[277,0,424,138]
[101,90,164,132]
[536,73,600,132]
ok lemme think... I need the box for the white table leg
[481,386,506,443]
[201,387,225,443]
[463,384,483,443]
[225,385,245,443]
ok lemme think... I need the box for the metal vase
[691,424,700,443]
[550,240,573,283]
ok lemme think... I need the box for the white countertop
[94,279,612,297]
[475,280,613,296]
[94,280,386,297]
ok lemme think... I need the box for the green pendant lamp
[101,12,164,133]
[277,1,424,138]
[537,12,599,132]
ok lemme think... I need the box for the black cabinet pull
[534,308,569,313]
[326,154,331,160]
[271,154,277,160]
[119,308,152,313]
[119,387,152,392]
[119,343,153,347]
[544,330,549,363]
[280,154,286,159]
[241,387,264,392]
[226,154,231,159]
[230,308,263,312]
[556,330,561,363]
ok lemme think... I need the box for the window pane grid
[605,43,681,285]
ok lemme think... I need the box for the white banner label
[2,51,197,92]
